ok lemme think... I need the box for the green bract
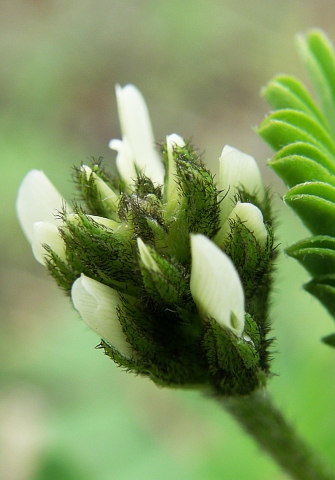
[259,29,335,347]
[17,84,275,394]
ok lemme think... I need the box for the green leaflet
[286,236,335,276]
[272,142,335,176]
[322,333,335,348]
[259,109,335,157]
[285,181,335,204]
[262,74,328,128]
[285,182,335,236]
[297,29,335,134]
[304,274,335,318]
[305,276,335,348]
[269,155,335,189]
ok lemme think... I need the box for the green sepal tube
[201,313,263,395]
[223,217,274,302]
[74,162,120,221]
[137,239,190,306]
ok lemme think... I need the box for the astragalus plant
[16,37,335,478]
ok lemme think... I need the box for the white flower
[16,170,123,265]
[230,202,268,248]
[71,274,133,357]
[32,222,67,265]
[108,137,137,190]
[16,170,67,243]
[218,145,265,224]
[190,234,245,337]
[218,202,268,249]
[109,84,165,186]
[16,170,69,265]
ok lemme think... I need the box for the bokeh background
[2,1,335,479]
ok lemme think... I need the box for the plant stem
[216,389,334,480]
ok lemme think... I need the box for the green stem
[216,389,334,480]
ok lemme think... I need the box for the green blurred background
[2,1,335,479]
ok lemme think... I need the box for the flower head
[17,84,274,395]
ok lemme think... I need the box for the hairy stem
[215,389,334,480]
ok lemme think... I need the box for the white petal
[231,202,268,248]
[214,202,268,249]
[165,133,185,212]
[109,137,137,185]
[137,238,160,273]
[219,145,265,223]
[71,274,133,356]
[190,234,245,337]
[17,170,67,243]
[115,84,164,185]
[81,165,92,180]
[31,221,66,265]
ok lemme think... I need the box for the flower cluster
[17,84,275,395]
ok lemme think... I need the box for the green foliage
[259,29,335,347]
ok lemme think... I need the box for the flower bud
[16,170,68,243]
[190,234,245,337]
[71,274,133,357]
[216,202,268,249]
[32,221,66,265]
[165,133,185,214]
[109,137,137,187]
[231,203,268,248]
[218,145,265,224]
[137,237,161,273]
[81,165,119,211]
